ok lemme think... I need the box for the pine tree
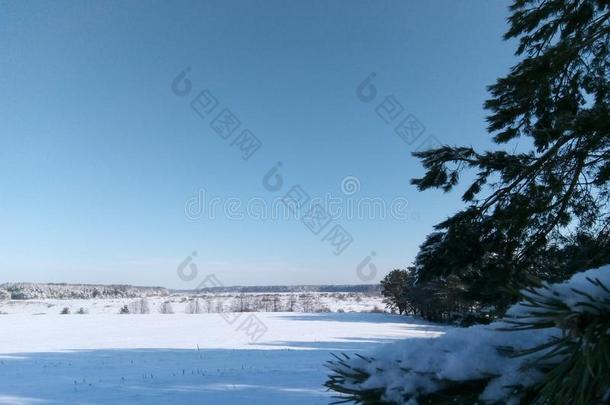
[326,265,610,404]
[380,270,410,314]
[411,0,610,311]
[326,0,610,403]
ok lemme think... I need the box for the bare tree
[272,295,281,312]
[287,295,297,312]
[129,298,150,314]
[186,298,203,314]
[159,301,174,314]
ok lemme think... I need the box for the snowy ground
[0,311,446,404]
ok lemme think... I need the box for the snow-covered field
[0,299,446,404]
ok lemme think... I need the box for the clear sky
[1,0,515,288]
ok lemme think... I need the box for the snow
[352,322,556,403]
[0,283,168,300]
[7,265,605,404]
[333,264,610,404]
[0,309,444,404]
[0,292,386,315]
[509,263,610,316]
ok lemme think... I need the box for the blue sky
[0,0,515,288]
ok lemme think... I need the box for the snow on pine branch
[326,265,610,404]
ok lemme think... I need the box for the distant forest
[0,282,381,300]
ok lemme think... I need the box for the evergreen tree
[411,0,610,311]
[326,1,610,403]
[326,266,610,404]
[380,269,410,314]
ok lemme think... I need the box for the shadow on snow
[0,338,399,405]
